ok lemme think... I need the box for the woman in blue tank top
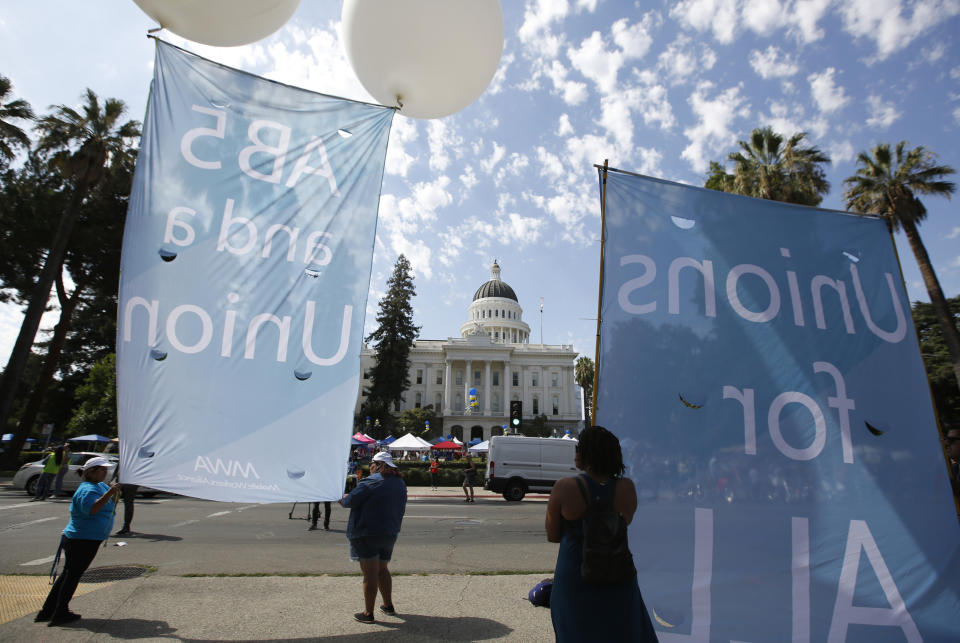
[546,425,659,642]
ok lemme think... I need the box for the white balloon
[132,0,301,47]
[342,0,504,119]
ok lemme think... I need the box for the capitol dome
[461,261,530,344]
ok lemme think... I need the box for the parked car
[484,435,578,501]
[13,452,162,497]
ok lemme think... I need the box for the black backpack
[575,475,636,584]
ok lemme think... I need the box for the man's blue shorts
[349,534,398,562]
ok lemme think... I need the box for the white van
[484,435,578,501]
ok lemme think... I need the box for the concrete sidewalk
[0,572,555,641]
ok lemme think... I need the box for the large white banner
[597,169,960,641]
[116,42,394,502]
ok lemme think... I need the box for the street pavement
[0,482,558,641]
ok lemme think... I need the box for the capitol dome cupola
[461,261,530,343]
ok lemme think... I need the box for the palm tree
[708,126,831,206]
[0,74,34,165]
[844,141,960,392]
[0,89,139,468]
[575,356,595,426]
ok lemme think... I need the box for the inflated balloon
[132,0,301,47]
[342,0,504,119]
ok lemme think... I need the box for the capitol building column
[504,362,512,408]
[444,359,452,415]
[464,359,472,415]
[484,361,492,415]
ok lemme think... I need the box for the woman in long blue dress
[546,425,659,642]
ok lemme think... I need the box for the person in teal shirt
[36,456,119,627]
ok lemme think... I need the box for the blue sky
[1,0,959,366]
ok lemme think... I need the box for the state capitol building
[357,261,582,443]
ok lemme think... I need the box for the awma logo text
[194,456,260,479]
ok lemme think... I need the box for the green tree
[66,353,117,437]
[912,296,960,430]
[397,405,438,438]
[364,255,420,438]
[575,356,594,425]
[0,89,139,468]
[524,413,552,437]
[844,142,959,391]
[12,152,134,443]
[706,127,831,206]
[0,74,33,167]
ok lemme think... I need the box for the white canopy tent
[386,433,432,451]
[468,440,489,454]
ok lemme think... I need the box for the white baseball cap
[80,456,112,471]
[371,451,397,468]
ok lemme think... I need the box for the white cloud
[945,226,960,239]
[828,140,856,164]
[750,45,800,79]
[808,67,850,113]
[865,94,901,129]
[657,35,716,86]
[681,82,750,173]
[536,146,566,181]
[557,113,574,136]
[839,0,960,61]
[488,51,514,95]
[427,120,462,172]
[742,0,786,34]
[480,142,507,174]
[671,0,739,44]
[385,116,418,176]
[543,59,589,105]
[517,0,570,58]
[495,153,531,187]
[611,13,660,60]
[567,31,623,95]
[791,0,832,42]
[953,106,960,126]
[459,164,479,192]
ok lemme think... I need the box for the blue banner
[596,170,960,641]
[116,42,393,502]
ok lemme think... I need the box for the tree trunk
[902,219,960,392]
[13,274,85,448]
[0,184,86,469]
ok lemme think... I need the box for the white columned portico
[484,361,491,415]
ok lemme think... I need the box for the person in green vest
[32,446,62,501]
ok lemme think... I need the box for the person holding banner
[36,457,118,626]
[545,426,658,642]
[339,451,407,623]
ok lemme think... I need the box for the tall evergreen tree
[912,296,960,431]
[365,255,420,437]
[844,141,959,392]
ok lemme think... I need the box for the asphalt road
[0,483,558,576]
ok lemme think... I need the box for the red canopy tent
[430,440,463,451]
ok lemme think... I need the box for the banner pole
[591,159,608,425]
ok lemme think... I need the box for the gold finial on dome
[491,259,501,281]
